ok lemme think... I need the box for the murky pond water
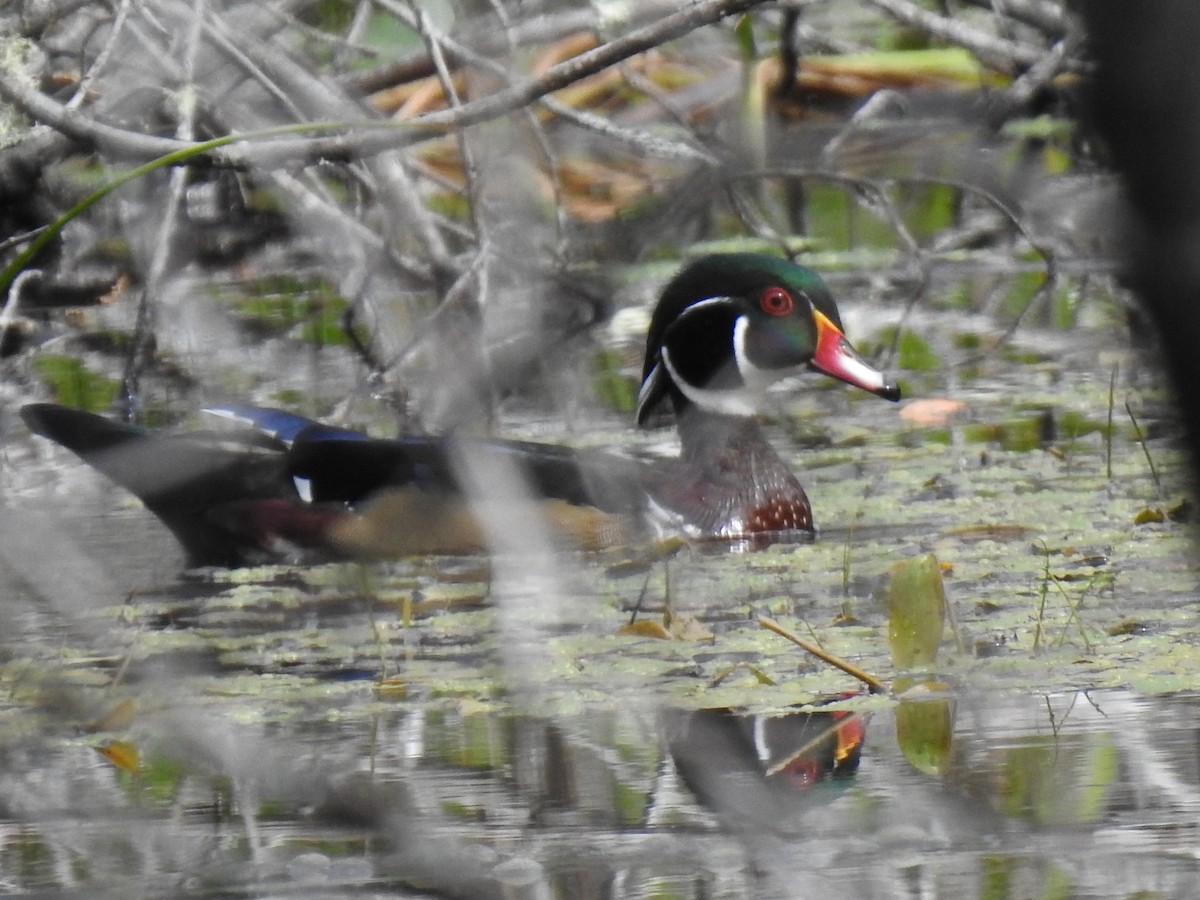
[3,687,1200,898]
[2,288,1198,898]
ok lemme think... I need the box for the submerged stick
[1106,364,1117,480]
[758,616,888,694]
[1125,399,1162,498]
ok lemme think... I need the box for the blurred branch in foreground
[0,0,1097,429]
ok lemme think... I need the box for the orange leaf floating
[96,739,140,774]
[900,398,967,426]
[616,620,672,640]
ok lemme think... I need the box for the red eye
[759,286,794,316]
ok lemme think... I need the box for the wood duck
[635,253,899,537]
[20,253,898,567]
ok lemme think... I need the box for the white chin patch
[662,315,800,417]
[293,476,313,503]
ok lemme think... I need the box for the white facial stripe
[663,343,763,417]
[663,298,759,415]
[635,361,666,420]
[660,300,809,417]
[677,295,736,318]
[732,315,749,373]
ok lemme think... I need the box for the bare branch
[121,0,209,414]
[0,67,205,161]
[864,0,1082,74]
[0,0,770,166]
[970,0,1069,38]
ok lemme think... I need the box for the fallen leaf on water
[617,613,715,642]
[85,698,137,733]
[900,397,968,426]
[1133,507,1165,525]
[96,740,139,773]
[616,620,672,640]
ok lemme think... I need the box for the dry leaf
[616,620,673,640]
[95,740,140,773]
[900,398,968,426]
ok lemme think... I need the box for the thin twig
[66,0,133,110]
[998,35,1074,118]
[1033,541,1051,652]
[542,95,717,164]
[1050,571,1093,653]
[1126,399,1162,498]
[122,0,208,415]
[758,616,888,694]
[1106,363,1117,480]
[847,179,930,367]
[964,0,1070,38]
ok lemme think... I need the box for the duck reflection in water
[663,696,866,833]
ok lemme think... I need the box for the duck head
[636,254,900,425]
